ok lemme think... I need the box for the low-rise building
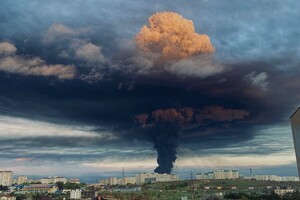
[231,186,237,190]
[54,177,67,184]
[81,190,96,199]
[70,189,81,199]
[17,176,27,185]
[274,187,294,196]
[110,187,142,192]
[22,184,57,193]
[0,195,16,200]
[69,178,80,184]
[40,178,53,184]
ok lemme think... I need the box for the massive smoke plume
[134,106,249,174]
[135,12,214,62]
[134,11,224,78]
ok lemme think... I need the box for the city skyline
[0,0,300,177]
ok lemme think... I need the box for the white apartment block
[70,189,81,199]
[40,176,67,184]
[17,176,27,185]
[274,187,294,196]
[40,178,52,184]
[0,171,13,186]
[196,172,214,179]
[282,176,299,181]
[196,170,239,180]
[53,177,67,184]
[108,177,118,185]
[117,177,136,185]
[136,173,178,184]
[100,173,178,185]
[251,175,299,182]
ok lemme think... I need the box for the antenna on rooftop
[190,170,194,180]
[173,163,179,175]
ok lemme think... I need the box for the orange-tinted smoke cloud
[134,106,249,126]
[135,12,214,61]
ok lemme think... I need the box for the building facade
[81,190,96,199]
[53,177,67,184]
[17,176,28,185]
[108,177,118,185]
[117,177,136,185]
[40,177,67,184]
[69,178,80,184]
[100,173,178,185]
[274,187,294,196]
[0,171,13,186]
[22,184,57,193]
[290,107,300,177]
[196,170,239,180]
[70,189,81,199]
[0,195,16,200]
[250,175,299,182]
[135,173,178,184]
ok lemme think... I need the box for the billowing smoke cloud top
[135,12,214,61]
[0,0,300,174]
[133,12,224,78]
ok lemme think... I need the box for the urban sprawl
[0,170,299,200]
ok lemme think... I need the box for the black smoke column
[133,106,249,174]
[153,122,179,174]
[150,108,184,174]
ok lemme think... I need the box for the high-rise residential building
[17,176,28,185]
[108,177,118,185]
[117,177,136,185]
[0,171,13,186]
[291,107,300,177]
[196,172,214,180]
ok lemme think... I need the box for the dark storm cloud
[0,0,299,172]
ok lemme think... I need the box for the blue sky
[0,0,299,179]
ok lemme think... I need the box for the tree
[55,181,64,191]
[16,194,27,200]
[0,185,8,191]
